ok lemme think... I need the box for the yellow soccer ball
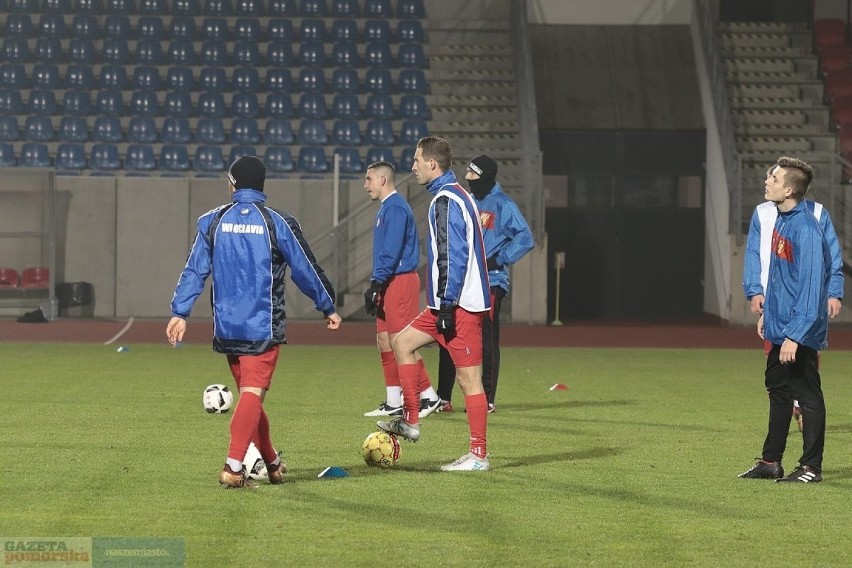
[361,431,400,467]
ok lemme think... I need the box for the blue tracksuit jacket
[371,191,420,283]
[474,182,534,293]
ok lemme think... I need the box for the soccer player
[739,156,830,483]
[362,161,442,418]
[166,155,341,488]
[435,154,534,413]
[377,136,492,471]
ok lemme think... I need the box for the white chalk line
[103,316,135,345]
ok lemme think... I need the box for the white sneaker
[440,452,490,471]
[364,401,403,417]
[376,418,420,442]
[418,398,441,418]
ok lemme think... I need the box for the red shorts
[376,272,421,335]
[226,345,280,390]
[409,307,484,367]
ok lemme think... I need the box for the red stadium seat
[0,267,19,289]
[20,266,49,289]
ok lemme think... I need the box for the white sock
[387,386,402,407]
[421,387,438,401]
[268,452,280,467]
[226,458,243,473]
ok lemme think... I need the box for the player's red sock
[417,358,433,391]
[398,363,420,424]
[465,393,488,458]
[380,350,400,387]
[228,391,263,465]
[254,408,278,465]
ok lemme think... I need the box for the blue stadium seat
[5,14,32,37]
[332,68,360,94]
[364,68,392,94]
[23,117,54,142]
[365,146,396,169]
[364,94,394,119]
[204,0,233,16]
[198,92,227,118]
[55,143,87,170]
[264,118,294,145]
[299,0,327,16]
[399,119,428,145]
[90,143,121,170]
[68,38,97,64]
[398,44,427,68]
[399,147,415,171]
[130,91,161,117]
[397,20,424,43]
[397,0,425,18]
[199,67,228,92]
[136,39,164,65]
[364,0,392,18]
[232,92,261,118]
[365,119,395,146]
[298,93,328,119]
[168,41,198,66]
[332,19,359,43]
[38,14,68,38]
[228,145,257,165]
[231,118,261,144]
[332,42,361,68]
[62,90,93,116]
[399,69,427,94]
[268,0,295,15]
[93,116,123,142]
[173,0,201,15]
[332,94,361,119]
[139,0,167,14]
[106,0,136,14]
[365,42,393,68]
[234,0,265,16]
[105,15,132,39]
[0,90,24,115]
[196,118,226,144]
[264,146,294,173]
[266,42,294,67]
[364,19,391,43]
[133,66,162,91]
[1,38,31,63]
[268,19,295,42]
[332,119,361,146]
[95,90,126,116]
[99,65,128,90]
[42,0,71,12]
[0,63,28,89]
[32,64,61,90]
[297,118,327,144]
[0,143,16,166]
[161,117,192,143]
[300,19,327,42]
[20,142,51,167]
[235,18,263,41]
[333,147,363,173]
[35,38,65,64]
[170,17,198,41]
[265,93,295,118]
[297,146,328,173]
[10,0,38,10]
[125,144,157,171]
[299,68,327,93]
[201,41,231,66]
[66,65,95,90]
[194,145,226,171]
[232,68,260,92]
[28,90,58,116]
[138,17,165,40]
[266,68,294,93]
[399,94,430,120]
[331,0,359,17]
[202,18,230,41]
[58,117,89,142]
[167,67,195,91]
[128,116,158,143]
[234,41,263,67]
[0,116,20,141]
[160,145,191,171]
[102,39,131,65]
[71,15,100,39]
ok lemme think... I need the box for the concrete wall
[528,0,692,24]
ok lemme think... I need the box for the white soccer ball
[202,384,233,414]
[243,442,269,480]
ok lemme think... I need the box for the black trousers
[762,343,826,471]
[437,287,504,405]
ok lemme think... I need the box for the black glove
[437,304,455,337]
[486,256,502,271]
[364,280,381,317]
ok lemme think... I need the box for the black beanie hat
[468,154,498,184]
[228,155,266,191]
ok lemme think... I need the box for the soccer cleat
[793,405,803,432]
[437,400,453,413]
[738,459,784,479]
[219,466,257,489]
[440,452,490,472]
[418,398,441,418]
[376,418,420,442]
[777,465,822,483]
[364,401,403,417]
[266,457,288,485]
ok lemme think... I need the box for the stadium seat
[396,0,425,18]
[331,0,359,17]
[266,68,294,93]
[332,119,362,145]
[332,147,362,173]
[130,91,161,117]
[300,0,327,16]
[0,267,19,288]
[99,65,128,90]
[265,93,295,118]
[268,19,295,42]
[233,68,260,92]
[299,93,328,119]
[365,94,394,119]
[399,119,428,145]
[136,39,164,65]
[93,116,123,142]
[0,63,27,89]
[71,15,100,39]
[125,144,157,171]
[173,0,201,14]
[168,41,198,66]
[0,116,20,141]
[332,19,359,43]
[365,146,396,169]
[90,143,121,170]
[162,117,192,143]
[0,142,16,166]
[818,44,851,78]
[66,65,96,90]
[160,144,191,171]
[331,69,360,95]
[32,64,61,90]
[365,42,394,68]
[164,92,196,118]
[365,69,392,94]
[196,118,226,144]
[20,142,51,167]
[95,90,127,116]
[398,44,427,68]
[100,39,129,65]
[228,145,257,164]
[332,42,361,68]
[167,66,195,91]
[399,147,415,171]
[297,146,328,173]
[364,0,392,18]
[235,18,263,41]
[68,38,97,65]
[301,19,327,42]
[35,37,65,64]
[814,19,847,52]
[398,94,429,120]
[106,0,136,13]
[23,116,54,142]
[399,69,428,94]
[364,19,391,43]
[194,145,226,171]
[298,118,328,144]
[268,0,296,16]
[365,119,395,146]
[232,93,261,118]
[170,17,199,41]
[139,0,167,13]
[58,116,89,142]
[201,41,231,66]
[28,90,58,116]
[38,14,69,38]
[198,92,227,117]
[63,90,93,116]
[42,0,71,12]
[105,15,132,39]
[299,42,327,67]
[299,68,328,93]
[55,143,87,170]
[204,0,233,15]
[20,267,50,289]
[332,94,361,119]
[200,67,228,92]
[264,146,294,173]
[234,41,263,67]
[133,66,162,91]
[202,18,230,41]
[235,0,264,15]
[397,20,424,43]
[833,96,852,129]
[231,118,261,144]
[138,17,165,40]
[128,116,158,143]
[266,42,294,67]
[0,90,24,115]
[1,38,30,64]
[5,14,33,37]
[264,118,294,145]
[826,68,852,104]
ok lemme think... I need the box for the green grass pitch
[3,342,852,567]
